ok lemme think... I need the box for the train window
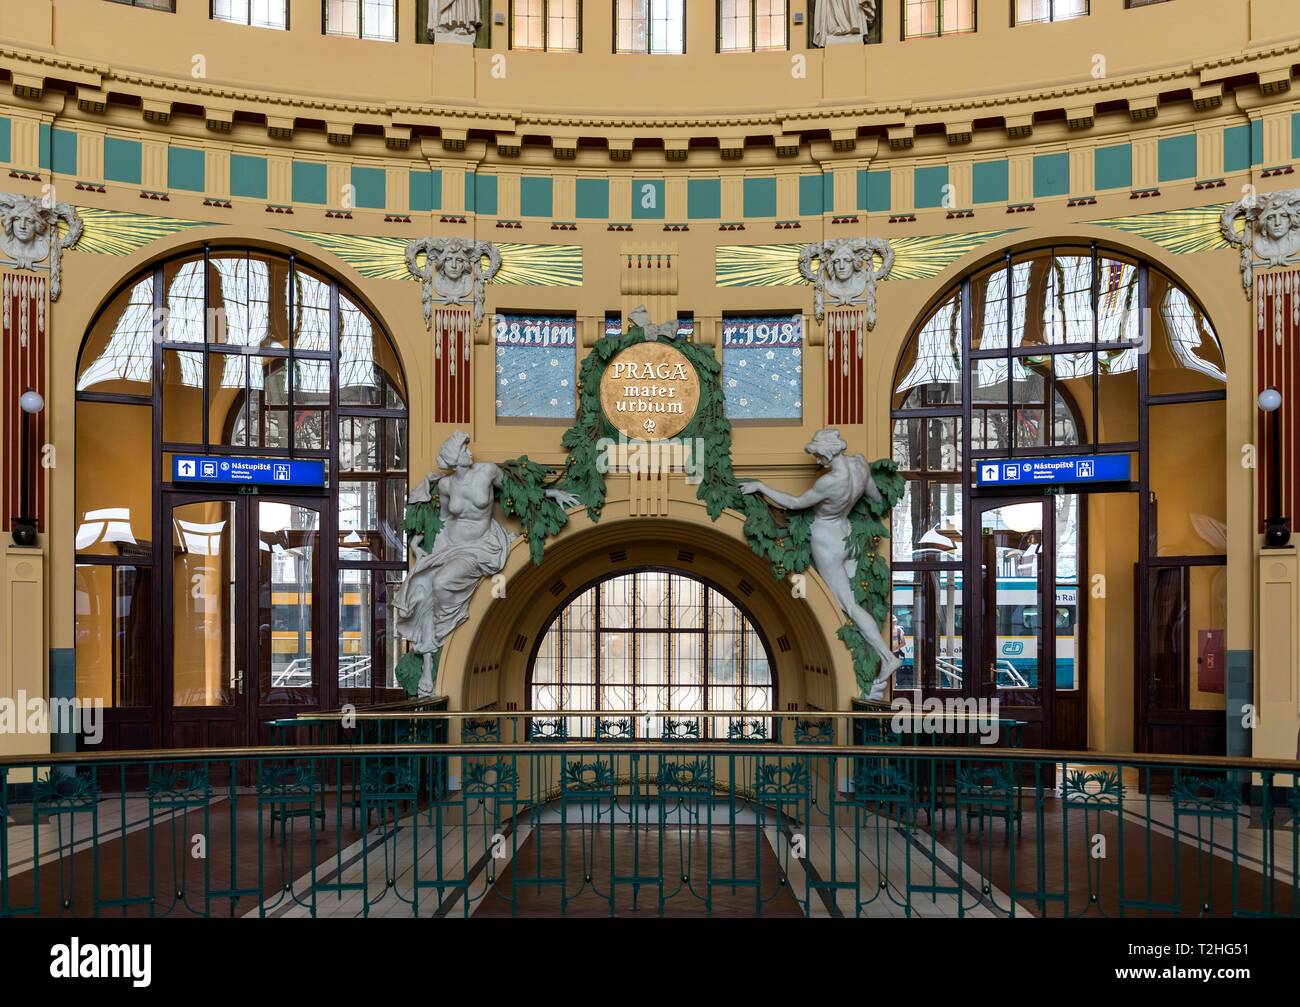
[339,604,363,634]
[1056,606,1075,630]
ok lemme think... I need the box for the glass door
[250,497,324,745]
[165,493,325,749]
[972,498,1054,748]
[166,494,247,749]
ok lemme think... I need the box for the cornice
[1,35,1296,160]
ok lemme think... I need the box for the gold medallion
[599,341,701,441]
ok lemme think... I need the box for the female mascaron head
[806,428,848,466]
[437,431,472,471]
[0,195,54,265]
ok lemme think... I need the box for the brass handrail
[2,740,1298,773]
[278,708,1015,721]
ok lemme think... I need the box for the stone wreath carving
[404,236,501,329]
[0,193,84,301]
[1220,188,1300,296]
[799,237,895,328]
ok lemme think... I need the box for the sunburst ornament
[68,207,216,257]
[716,229,1019,288]
[280,230,583,288]
[1090,203,1233,257]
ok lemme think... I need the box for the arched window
[75,247,409,740]
[889,244,1225,750]
[529,569,775,738]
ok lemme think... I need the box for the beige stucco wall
[0,0,1294,756]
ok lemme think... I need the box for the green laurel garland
[395,324,900,696]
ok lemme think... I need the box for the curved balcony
[3,708,1297,918]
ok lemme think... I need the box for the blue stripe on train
[895,658,1076,689]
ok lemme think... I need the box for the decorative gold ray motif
[68,207,216,256]
[716,230,1018,287]
[887,230,1020,280]
[494,242,582,286]
[1090,203,1232,255]
[279,231,410,279]
[281,230,583,286]
[715,243,804,287]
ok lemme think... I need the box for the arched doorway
[891,243,1227,752]
[437,509,851,719]
[73,246,409,750]
[527,567,776,739]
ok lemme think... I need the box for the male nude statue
[741,428,901,700]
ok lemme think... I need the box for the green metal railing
[1,711,1297,918]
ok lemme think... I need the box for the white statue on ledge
[813,0,878,47]
[741,428,901,701]
[428,0,482,44]
[393,432,579,696]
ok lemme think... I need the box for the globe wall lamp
[1259,387,1291,549]
[11,388,44,547]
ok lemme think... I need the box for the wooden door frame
[968,495,1055,748]
[246,492,332,746]
[161,490,249,750]
[162,490,332,750]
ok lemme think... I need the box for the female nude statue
[393,431,578,696]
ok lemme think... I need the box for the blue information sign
[975,454,1131,488]
[172,454,325,488]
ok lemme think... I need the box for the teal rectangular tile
[39,125,77,175]
[168,147,205,192]
[972,160,1009,204]
[350,165,386,209]
[863,170,890,212]
[1224,124,1253,173]
[914,165,949,209]
[798,174,823,216]
[230,154,268,199]
[1094,144,1132,190]
[49,648,76,753]
[687,178,720,219]
[104,137,142,185]
[575,177,609,218]
[0,118,11,163]
[520,176,553,217]
[1157,133,1197,182]
[471,173,498,215]
[1032,152,1069,198]
[631,178,665,219]
[1225,650,1253,758]
[743,177,776,218]
[1294,112,1300,159]
[292,161,327,204]
[409,169,441,212]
